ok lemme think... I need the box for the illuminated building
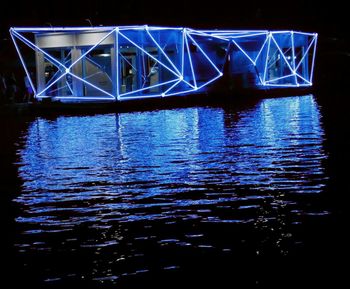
[10,26,317,102]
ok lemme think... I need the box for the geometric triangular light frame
[10,26,318,102]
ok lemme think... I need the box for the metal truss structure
[10,26,317,102]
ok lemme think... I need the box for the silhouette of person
[0,72,7,103]
[6,73,18,103]
[126,69,133,92]
[23,73,34,102]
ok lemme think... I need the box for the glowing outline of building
[10,26,317,102]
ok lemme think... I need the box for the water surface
[11,95,330,287]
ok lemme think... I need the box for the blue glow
[186,33,222,75]
[120,94,167,100]
[230,32,268,39]
[231,39,256,65]
[265,74,296,83]
[181,79,197,89]
[254,35,269,64]
[10,26,318,102]
[263,34,272,84]
[310,34,318,83]
[163,79,182,96]
[145,28,182,76]
[184,32,197,89]
[294,36,317,79]
[118,31,180,78]
[296,74,311,85]
[270,35,294,74]
[16,95,327,218]
[116,29,120,100]
[55,96,117,101]
[291,31,298,85]
[181,29,185,76]
[197,73,223,90]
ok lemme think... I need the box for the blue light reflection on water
[14,94,328,284]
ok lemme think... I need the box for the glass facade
[10,26,317,102]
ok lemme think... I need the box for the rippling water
[12,95,329,287]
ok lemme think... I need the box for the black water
[1,94,349,288]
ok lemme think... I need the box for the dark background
[0,0,347,38]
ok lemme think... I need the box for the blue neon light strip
[181,29,185,76]
[296,74,312,85]
[10,30,37,96]
[187,31,229,42]
[68,72,115,99]
[310,34,318,84]
[291,31,298,85]
[159,87,198,97]
[66,80,74,95]
[265,74,296,83]
[294,37,316,72]
[12,30,64,70]
[186,33,222,75]
[184,31,197,89]
[196,73,223,90]
[163,79,182,96]
[228,32,269,39]
[231,39,256,65]
[263,34,272,84]
[55,96,117,100]
[182,79,197,90]
[120,94,164,101]
[119,79,178,97]
[37,73,67,97]
[270,35,294,74]
[254,35,269,64]
[145,27,182,76]
[116,28,120,100]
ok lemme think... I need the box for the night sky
[1,0,348,83]
[0,0,348,37]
